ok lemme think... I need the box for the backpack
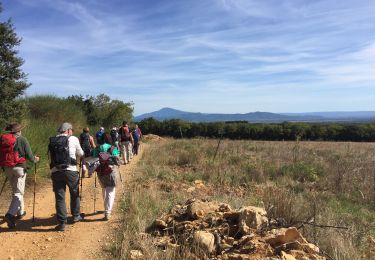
[96,131,104,145]
[119,126,131,142]
[0,134,26,167]
[79,132,91,157]
[48,136,76,170]
[96,146,115,175]
[132,131,139,142]
[110,129,118,143]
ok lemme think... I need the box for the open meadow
[115,138,375,259]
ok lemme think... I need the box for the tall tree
[0,3,30,127]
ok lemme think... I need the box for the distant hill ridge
[134,107,375,123]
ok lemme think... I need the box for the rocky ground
[132,198,326,260]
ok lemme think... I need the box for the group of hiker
[0,121,142,232]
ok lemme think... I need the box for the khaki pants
[121,141,132,163]
[4,167,27,216]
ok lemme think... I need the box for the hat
[58,122,73,133]
[100,127,104,131]
[5,123,24,133]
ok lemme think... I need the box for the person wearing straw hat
[0,123,39,229]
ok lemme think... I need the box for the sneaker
[16,211,26,220]
[72,213,84,223]
[4,213,16,229]
[104,213,111,221]
[55,223,65,232]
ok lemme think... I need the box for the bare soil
[0,147,143,260]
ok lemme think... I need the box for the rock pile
[146,199,325,259]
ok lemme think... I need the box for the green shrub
[280,162,322,182]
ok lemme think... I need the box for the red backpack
[96,146,115,175]
[119,126,131,142]
[0,134,26,167]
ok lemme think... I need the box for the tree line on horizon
[137,117,375,142]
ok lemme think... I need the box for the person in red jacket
[0,123,39,229]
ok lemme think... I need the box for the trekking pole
[32,163,37,222]
[118,167,125,196]
[0,176,8,197]
[79,159,83,200]
[93,172,97,213]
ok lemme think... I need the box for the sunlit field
[115,138,375,259]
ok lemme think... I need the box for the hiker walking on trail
[118,121,133,164]
[49,122,84,231]
[93,133,120,220]
[0,123,40,229]
[79,127,96,177]
[110,127,120,154]
[96,126,105,146]
[132,129,140,156]
[135,124,142,140]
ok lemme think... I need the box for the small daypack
[110,129,118,143]
[132,131,139,142]
[119,126,131,142]
[0,134,26,167]
[48,136,76,170]
[96,146,115,175]
[79,132,91,157]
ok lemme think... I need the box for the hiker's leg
[66,170,80,217]
[129,142,133,159]
[52,172,67,224]
[121,142,127,164]
[125,141,131,163]
[5,167,26,216]
[105,187,116,214]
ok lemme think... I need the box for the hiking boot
[72,213,84,223]
[16,211,26,220]
[104,213,111,221]
[4,213,16,229]
[55,223,65,232]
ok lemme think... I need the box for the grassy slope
[116,138,375,260]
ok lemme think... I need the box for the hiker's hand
[34,156,40,163]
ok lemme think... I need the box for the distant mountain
[134,108,326,123]
[281,111,375,121]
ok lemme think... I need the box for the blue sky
[2,0,375,116]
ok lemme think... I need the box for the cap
[58,122,73,133]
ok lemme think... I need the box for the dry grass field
[114,138,375,259]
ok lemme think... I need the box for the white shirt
[51,134,84,173]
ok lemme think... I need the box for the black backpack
[48,136,76,170]
[79,132,91,157]
[110,129,118,143]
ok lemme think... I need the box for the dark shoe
[16,211,26,220]
[55,223,65,232]
[72,213,84,223]
[4,213,16,229]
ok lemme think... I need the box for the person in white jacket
[49,122,84,231]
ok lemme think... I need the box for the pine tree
[0,3,30,127]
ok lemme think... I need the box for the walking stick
[0,176,8,197]
[93,172,97,213]
[118,167,125,196]
[32,163,37,222]
[79,159,83,200]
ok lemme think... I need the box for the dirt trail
[0,146,144,260]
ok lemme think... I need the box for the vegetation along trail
[0,145,144,260]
